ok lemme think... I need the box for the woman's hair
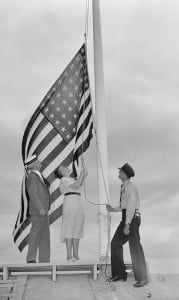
[54,167,63,179]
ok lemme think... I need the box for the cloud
[0,0,179,271]
[0,122,23,215]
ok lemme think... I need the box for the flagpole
[92,0,110,260]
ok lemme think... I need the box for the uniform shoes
[133,279,148,287]
[27,260,36,263]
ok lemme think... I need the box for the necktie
[120,184,123,207]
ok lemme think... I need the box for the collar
[123,179,131,186]
[31,170,44,182]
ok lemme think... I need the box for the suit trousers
[26,215,50,263]
[111,210,147,281]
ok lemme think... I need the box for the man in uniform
[25,154,51,263]
[106,163,148,287]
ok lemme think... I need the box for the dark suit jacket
[26,171,50,216]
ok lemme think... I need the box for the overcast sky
[0,0,179,273]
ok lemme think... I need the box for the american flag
[13,44,93,251]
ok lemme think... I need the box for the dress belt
[64,192,81,196]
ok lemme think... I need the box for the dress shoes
[27,260,36,263]
[67,259,74,263]
[67,257,78,263]
[107,273,127,282]
[133,279,148,287]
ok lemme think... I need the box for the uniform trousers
[111,209,147,281]
[26,215,50,263]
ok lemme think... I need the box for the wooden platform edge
[0,263,101,282]
[0,262,134,282]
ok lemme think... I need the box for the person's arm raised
[68,156,88,190]
[68,170,85,190]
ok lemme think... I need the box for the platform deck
[0,262,133,282]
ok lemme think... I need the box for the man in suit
[106,163,148,287]
[25,154,51,263]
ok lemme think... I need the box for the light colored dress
[59,176,85,243]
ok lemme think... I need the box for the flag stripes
[24,114,45,159]
[28,122,54,157]
[27,119,50,157]
[34,129,59,160]
[13,43,93,252]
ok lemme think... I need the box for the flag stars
[50,114,54,118]
[66,134,71,139]
[61,127,66,132]
[56,107,60,112]
[55,120,60,125]
[45,107,49,112]
[57,93,61,98]
[62,114,66,118]
[72,128,76,132]
[74,100,78,105]
[75,86,79,90]
[68,107,72,111]
[69,93,73,98]
[74,114,77,119]
[69,79,73,83]
[68,121,72,126]
[51,100,55,105]
[63,100,67,105]
[63,86,67,90]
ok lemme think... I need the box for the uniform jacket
[26,171,50,216]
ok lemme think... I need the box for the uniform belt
[122,209,140,219]
[122,209,140,213]
[64,192,81,196]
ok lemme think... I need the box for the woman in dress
[55,156,88,262]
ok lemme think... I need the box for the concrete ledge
[0,276,27,300]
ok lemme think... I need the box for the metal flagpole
[92,0,110,261]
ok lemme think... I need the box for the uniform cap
[118,163,135,178]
